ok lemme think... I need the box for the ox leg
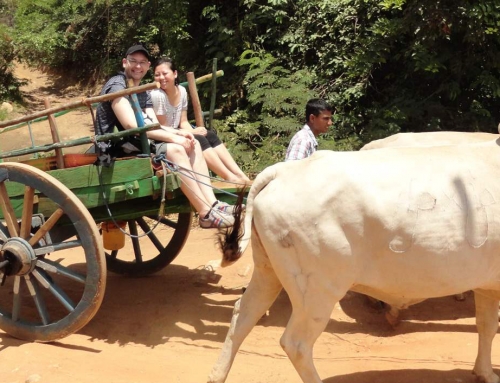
[208,241,283,383]
[280,290,339,383]
[473,292,500,383]
[455,292,466,301]
[385,305,401,328]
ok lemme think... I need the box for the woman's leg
[196,132,250,182]
[194,134,241,181]
[160,143,212,216]
[213,143,251,182]
[189,141,220,206]
[158,142,235,228]
[203,147,243,181]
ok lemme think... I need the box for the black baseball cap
[125,44,150,60]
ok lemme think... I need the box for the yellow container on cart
[101,221,127,250]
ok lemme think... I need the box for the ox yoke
[250,142,500,308]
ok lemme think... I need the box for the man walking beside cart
[285,98,333,161]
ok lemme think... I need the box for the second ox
[361,130,499,324]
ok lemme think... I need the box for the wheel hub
[0,237,37,276]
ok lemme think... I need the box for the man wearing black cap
[94,44,236,228]
[95,44,153,136]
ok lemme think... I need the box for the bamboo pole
[209,59,218,130]
[127,79,150,154]
[0,124,160,159]
[186,72,205,128]
[0,82,160,129]
[44,98,65,169]
[179,70,224,88]
[0,109,74,135]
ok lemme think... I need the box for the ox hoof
[454,293,466,301]
[385,310,401,328]
[364,295,385,310]
[472,369,500,383]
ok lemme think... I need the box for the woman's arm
[156,113,167,126]
[179,109,207,136]
[147,128,194,153]
[144,107,195,153]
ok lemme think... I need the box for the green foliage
[0,0,15,26]
[12,0,191,83]
[6,0,500,173]
[217,50,315,171]
[0,22,26,103]
[278,0,500,144]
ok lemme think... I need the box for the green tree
[0,0,24,105]
[8,0,500,170]
[215,50,315,172]
[201,0,500,154]
[0,21,25,105]
[278,0,500,144]
[13,0,191,83]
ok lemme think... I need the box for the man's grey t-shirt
[95,72,152,135]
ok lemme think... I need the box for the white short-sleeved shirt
[150,86,188,129]
[285,124,318,161]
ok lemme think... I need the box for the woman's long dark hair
[152,57,179,86]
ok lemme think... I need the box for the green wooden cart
[0,71,243,342]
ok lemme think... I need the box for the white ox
[209,140,500,383]
[361,131,499,324]
[361,131,497,150]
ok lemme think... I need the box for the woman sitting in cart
[150,57,251,184]
[95,44,236,229]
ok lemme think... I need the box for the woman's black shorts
[194,129,222,151]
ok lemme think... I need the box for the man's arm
[111,97,139,130]
[113,94,194,153]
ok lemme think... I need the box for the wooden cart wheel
[104,212,192,277]
[0,163,106,342]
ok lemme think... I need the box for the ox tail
[218,164,280,267]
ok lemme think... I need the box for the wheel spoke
[0,182,20,237]
[34,239,83,256]
[29,208,64,246]
[0,163,106,342]
[19,186,35,240]
[24,274,50,325]
[128,220,143,264]
[153,216,179,230]
[105,213,192,277]
[136,217,163,252]
[32,269,76,312]
[36,259,86,284]
[0,228,8,243]
[12,276,22,322]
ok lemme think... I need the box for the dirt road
[0,226,493,383]
[1,64,499,383]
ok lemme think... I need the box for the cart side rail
[0,82,160,130]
